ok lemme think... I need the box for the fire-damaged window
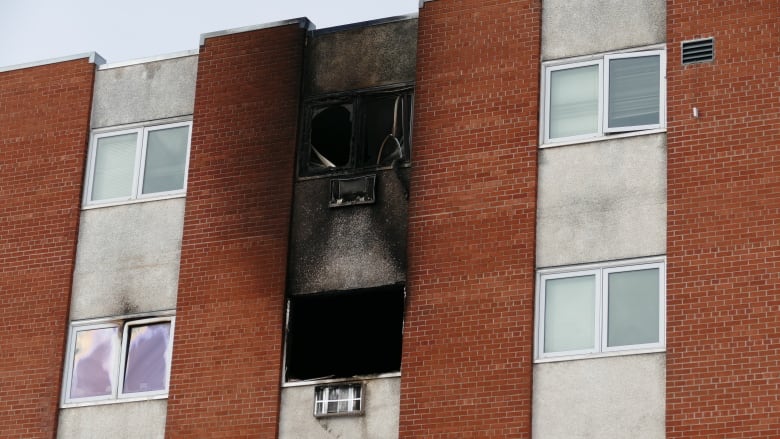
[285,285,405,381]
[301,87,413,176]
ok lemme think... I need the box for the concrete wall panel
[58,401,166,439]
[542,0,665,60]
[70,199,185,320]
[533,354,665,438]
[536,134,666,267]
[279,378,400,439]
[91,55,197,128]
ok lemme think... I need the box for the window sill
[282,372,401,388]
[61,393,167,409]
[534,347,666,364]
[82,192,186,210]
[540,128,666,150]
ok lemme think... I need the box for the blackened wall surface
[305,18,417,96]
[666,1,780,437]
[164,23,305,438]
[400,0,541,437]
[0,58,95,438]
[288,169,408,295]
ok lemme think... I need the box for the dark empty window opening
[301,87,413,176]
[285,285,405,382]
[310,104,353,169]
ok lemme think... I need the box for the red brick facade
[400,1,541,437]
[666,1,780,436]
[0,59,95,438]
[164,23,306,438]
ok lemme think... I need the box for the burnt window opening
[301,87,413,176]
[310,104,353,169]
[285,285,405,382]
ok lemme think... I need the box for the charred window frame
[284,285,405,382]
[300,87,413,177]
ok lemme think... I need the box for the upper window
[62,315,175,406]
[536,258,665,360]
[84,121,192,206]
[542,49,665,145]
[300,88,413,177]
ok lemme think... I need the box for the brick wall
[164,22,306,438]
[666,2,780,436]
[0,59,95,438]
[400,1,540,437]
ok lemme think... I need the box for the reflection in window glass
[549,64,599,139]
[92,133,137,201]
[70,327,118,399]
[123,322,171,394]
[544,275,596,353]
[142,126,189,194]
[607,268,660,347]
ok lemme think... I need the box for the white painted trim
[0,52,105,73]
[603,50,666,134]
[117,317,176,399]
[199,18,314,46]
[99,50,198,71]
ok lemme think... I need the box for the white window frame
[541,47,666,146]
[313,383,364,417]
[83,120,192,208]
[535,257,665,362]
[62,313,175,407]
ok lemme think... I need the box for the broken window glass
[309,104,353,169]
[285,286,404,381]
[360,92,413,167]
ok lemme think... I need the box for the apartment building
[1,0,778,438]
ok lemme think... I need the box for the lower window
[314,383,363,417]
[62,314,175,405]
[536,258,665,360]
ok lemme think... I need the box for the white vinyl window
[542,49,665,145]
[85,121,192,206]
[536,258,665,360]
[62,315,175,406]
[314,383,363,417]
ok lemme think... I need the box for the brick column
[400,1,541,437]
[164,21,306,438]
[666,2,780,436]
[0,58,96,438]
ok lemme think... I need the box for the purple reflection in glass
[123,322,170,394]
[70,327,117,399]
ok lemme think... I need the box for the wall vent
[682,38,714,64]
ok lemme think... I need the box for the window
[85,121,192,206]
[536,259,665,360]
[284,286,404,382]
[62,315,175,405]
[314,383,363,417]
[542,49,665,144]
[301,88,413,176]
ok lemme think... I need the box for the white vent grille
[682,38,714,64]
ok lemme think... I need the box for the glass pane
[352,399,361,411]
[549,64,599,139]
[92,133,137,201]
[142,126,189,194]
[70,327,118,399]
[327,401,338,413]
[608,55,660,128]
[123,322,171,393]
[607,268,660,347]
[544,275,596,353]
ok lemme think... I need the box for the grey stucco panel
[70,199,185,320]
[58,400,167,439]
[533,353,665,439]
[536,134,666,268]
[279,378,400,439]
[91,55,197,128]
[305,19,417,95]
[541,0,665,60]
